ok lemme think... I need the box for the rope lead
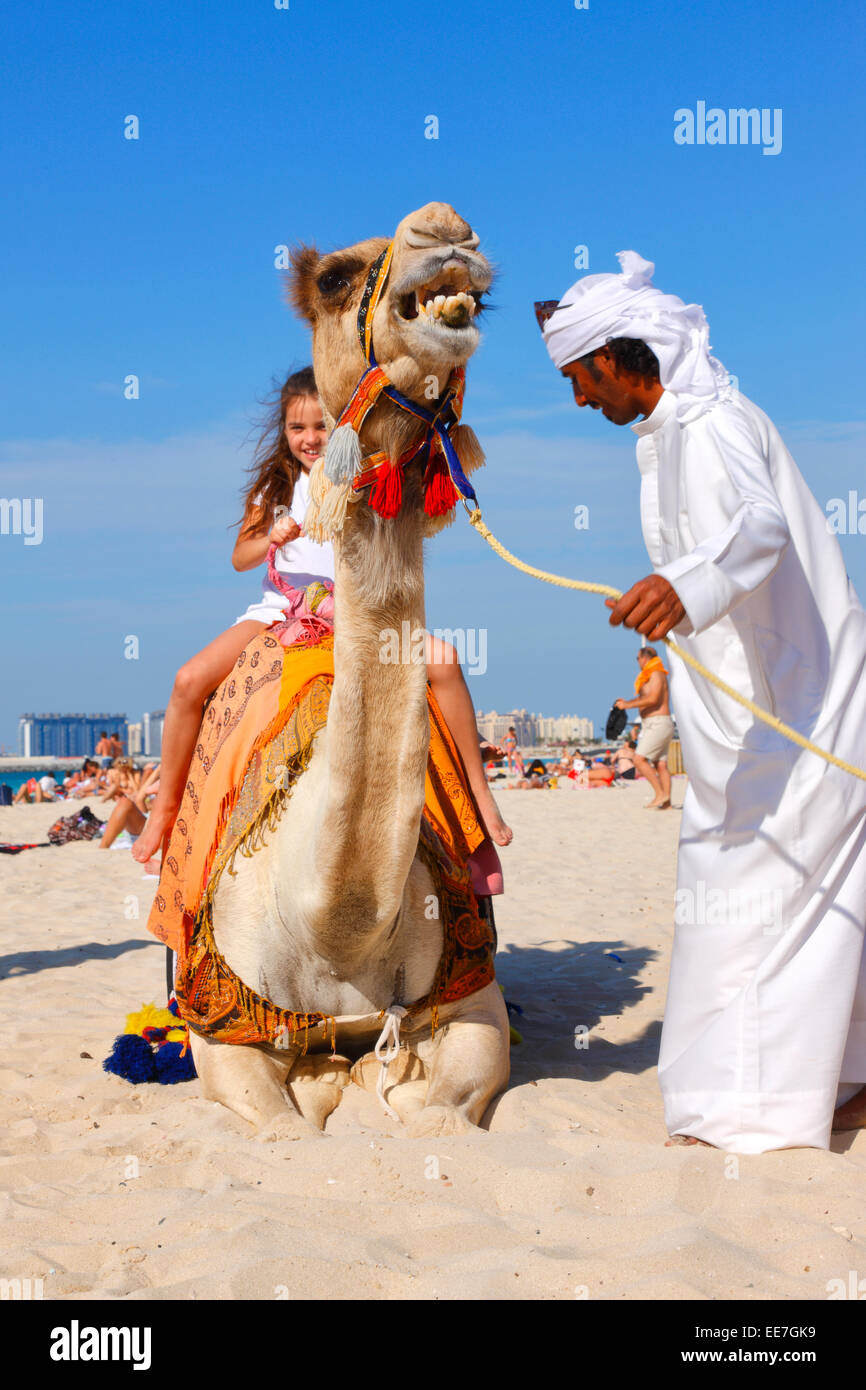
[465,507,866,784]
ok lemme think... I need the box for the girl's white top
[234,469,335,626]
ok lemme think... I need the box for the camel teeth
[413,287,477,323]
[438,292,476,323]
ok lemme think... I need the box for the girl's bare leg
[425,635,512,847]
[132,620,266,862]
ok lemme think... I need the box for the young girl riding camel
[132,367,511,866]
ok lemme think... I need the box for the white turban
[542,251,732,422]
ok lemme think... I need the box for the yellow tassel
[315,479,352,539]
[124,1003,176,1035]
[304,457,357,540]
[303,460,330,543]
[308,456,329,506]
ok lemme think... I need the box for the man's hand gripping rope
[464,503,866,785]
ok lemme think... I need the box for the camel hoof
[350,1048,426,1094]
[254,1111,322,1143]
[384,1079,428,1126]
[288,1080,346,1130]
[407,1105,478,1139]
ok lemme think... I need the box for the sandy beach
[1,783,864,1302]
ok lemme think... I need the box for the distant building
[127,722,143,755]
[534,713,594,744]
[475,709,593,747]
[142,710,166,757]
[18,714,128,758]
[475,709,533,746]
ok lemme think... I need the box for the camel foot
[254,1110,322,1143]
[289,1055,351,1130]
[407,1105,479,1139]
[833,1084,866,1132]
[386,1079,429,1125]
[350,1048,426,1094]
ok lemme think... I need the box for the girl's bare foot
[473,786,513,846]
[665,1134,713,1147]
[131,802,178,863]
[644,798,671,810]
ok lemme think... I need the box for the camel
[188,202,511,1139]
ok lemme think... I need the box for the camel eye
[317,268,350,296]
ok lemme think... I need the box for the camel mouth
[396,274,482,329]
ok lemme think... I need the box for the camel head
[288,202,493,480]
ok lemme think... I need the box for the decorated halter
[319,242,480,523]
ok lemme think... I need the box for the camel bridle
[320,240,479,521]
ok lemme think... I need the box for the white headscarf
[542,251,732,422]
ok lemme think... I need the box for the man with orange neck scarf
[615,647,673,808]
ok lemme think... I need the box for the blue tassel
[324,426,362,484]
[154,1041,197,1085]
[102,1033,156,1084]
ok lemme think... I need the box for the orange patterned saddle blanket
[145,630,496,1050]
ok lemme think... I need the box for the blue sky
[1,0,864,749]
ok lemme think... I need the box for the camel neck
[305,498,430,964]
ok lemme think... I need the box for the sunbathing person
[613,738,638,780]
[581,762,616,787]
[13,773,60,803]
[98,770,161,870]
[517,757,550,788]
[98,759,140,805]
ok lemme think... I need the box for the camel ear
[285,245,320,324]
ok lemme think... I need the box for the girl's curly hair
[237,366,319,537]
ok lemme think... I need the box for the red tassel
[368,464,403,519]
[424,465,459,516]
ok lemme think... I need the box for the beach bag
[0,784,12,806]
[605,705,628,741]
[47,807,104,845]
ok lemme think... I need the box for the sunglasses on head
[533,300,563,331]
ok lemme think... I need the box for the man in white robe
[539,253,866,1153]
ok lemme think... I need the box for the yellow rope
[466,507,866,783]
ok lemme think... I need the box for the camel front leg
[189,1031,320,1140]
[408,982,510,1138]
